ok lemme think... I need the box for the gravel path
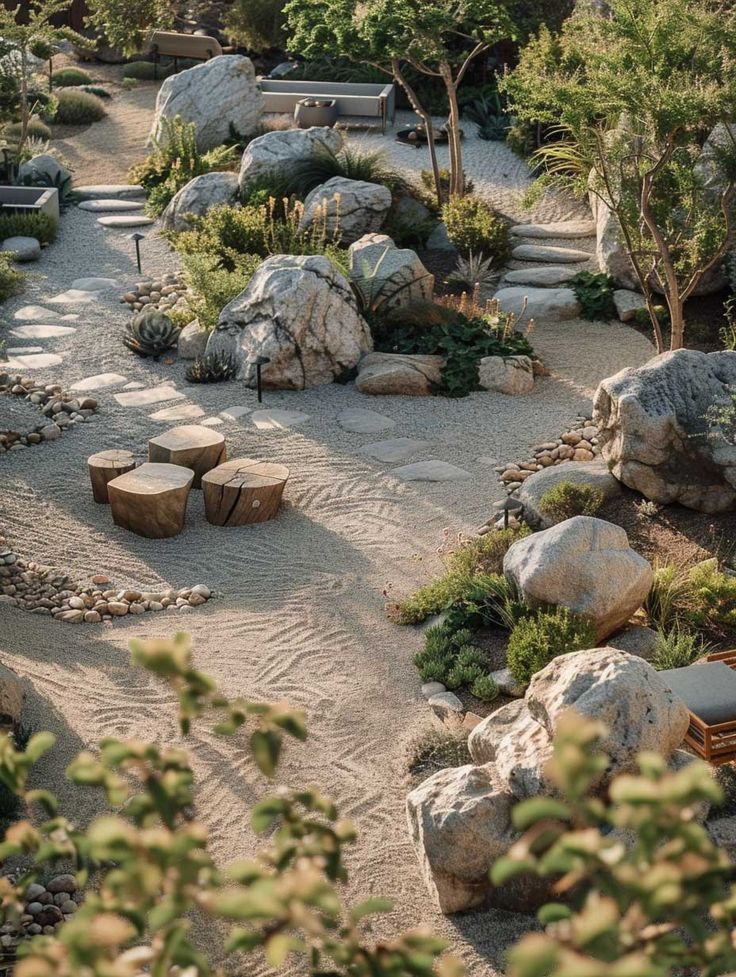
[0,193,654,973]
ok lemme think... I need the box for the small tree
[0,2,86,156]
[84,0,179,58]
[502,0,736,352]
[494,712,736,977]
[285,0,514,203]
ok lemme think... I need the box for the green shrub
[645,559,736,638]
[180,252,261,331]
[51,67,93,87]
[5,117,51,141]
[442,195,511,263]
[0,252,26,302]
[644,563,691,630]
[651,626,711,670]
[122,60,173,80]
[173,203,269,266]
[53,88,107,125]
[80,84,112,100]
[538,482,605,523]
[421,168,474,200]
[284,145,406,200]
[225,0,287,51]
[0,211,57,245]
[507,607,597,684]
[407,728,471,784]
[470,673,499,702]
[570,271,617,320]
[122,77,140,90]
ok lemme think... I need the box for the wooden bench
[661,650,736,764]
[88,449,136,504]
[202,458,289,526]
[148,424,226,489]
[149,30,223,78]
[108,463,194,538]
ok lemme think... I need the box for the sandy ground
[0,73,656,974]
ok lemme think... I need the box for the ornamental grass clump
[53,88,107,125]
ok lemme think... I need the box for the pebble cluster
[120,272,189,314]
[0,874,82,949]
[495,415,600,494]
[0,532,213,623]
[0,372,98,453]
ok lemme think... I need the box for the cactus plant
[185,351,239,384]
[123,309,180,358]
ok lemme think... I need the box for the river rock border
[0,372,99,453]
[0,874,83,950]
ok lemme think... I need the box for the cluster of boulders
[0,372,98,453]
[0,875,83,948]
[0,531,212,623]
[120,272,187,314]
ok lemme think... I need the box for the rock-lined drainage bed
[0,532,213,622]
[0,372,99,453]
[120,272,189,313]
[0,874,83,948]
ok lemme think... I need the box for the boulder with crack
[348,234,434,311]
[161,172,239,232]
[301,177,392,245]
[239,126,343,195]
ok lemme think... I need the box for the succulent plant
[123,309,180,359]
[185,351,239,384]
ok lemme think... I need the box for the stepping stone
[493,286,582,322]
[78,199,144,213]
[251,409,310,431]
[220,405,251,421]
[114,384,184,407]
[148,424,226,489]
[361,437,429,463]
[337,407,396,434]
[1,236,41,262]
[613,288,647,322]
[201,416,224,426]
[48,289,97,304]
[70,277,119,291]
[6,346,43,354]
[71,372,127,392]
[4,352,63,369]
[390,460,472,482]
[14,305,59,321]
[108,463,193,539]
[98,215,155,228]
[149,403,205,421]
[510,220,596,239]
[202,458,290,526]
[10,324,77,339]
[123,381,144,389]
[75,184,146,201]
[503,266,576,287]
[512,244,593,263]
[477,455,499,466]
[61,314,79,321]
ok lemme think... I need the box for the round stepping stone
[114,384,184,407]
[14,305,59,321]
[78,199,144,213]
[203,458,290,526]
[69,277,119,291]
[4,352,63,369]
[337,407,396,434]
[150,403,205,422]
[123,381,144,390]
[88,449,137,504]
[10,324,77,339]
[108,463,194,539]
[75,184,146,201]
[201,417,224,426]
[148,424,227,489]
[48,289,97,304]
[251,409,310,431]
[1,236,41,262]
[220,405,251,421]
[493,286,582,322]
[503,266,576,287]
[71,373,127,392]
[512,244,593,264]
[510,220,596,239]
[98,215,155,228]
[390,460,472,482]
[361,438,429,463]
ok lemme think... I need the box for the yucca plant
[445,251,501,291]
[123,309,180,358]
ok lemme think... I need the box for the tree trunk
[392,59,442,207]
[441,63,464,197]
[19,48,29,160]
[668,295,685,350]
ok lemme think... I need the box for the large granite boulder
[468,699,526,765]
[18,153,70,187]
[301,177,392,245]
[355,352,444,396]
[205,254,371,389]
[348,234,434,311]
[239,127,343,196]
[478,355,534,395]
[0,663,23,727]
[517,460,621,529]
[503,516,653,640]
[160,172,239,232]
[150,55,263,152]
[594,350,736,512]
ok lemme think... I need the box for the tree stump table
[107,463,194,538]
[202,458,289,526]
[88,449,136,504]
[148,424,226,489]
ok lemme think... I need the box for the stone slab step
[493,286,582,322]
[502,266,577,287]
[78,199,145,213]
[512,243,594,264]
[75,184,146,201]
[510,220,595,239]
[98,215,155,229]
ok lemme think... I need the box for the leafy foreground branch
[0,633,456,977]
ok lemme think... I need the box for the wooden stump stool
[148,424,226,489]
[88,449,136,504]
[108,463,194,538]
[202,458,289,526]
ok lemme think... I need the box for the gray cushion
[660,661,736,725]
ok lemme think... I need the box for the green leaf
[250,728,282,777]
[490,856,537,886]
[350,897,393,922]
[537,902,572,925]
[226,928,264,953]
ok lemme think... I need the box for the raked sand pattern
[0,194,655,973]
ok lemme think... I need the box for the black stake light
[252,355,271,403]
[494,495,524,530]
[130,232,146,274]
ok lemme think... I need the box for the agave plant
[463,92,510,141]
[185,350,238,383]
[445,251,501,291]
[123,309,180,359]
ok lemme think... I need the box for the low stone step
[510,220,595,239]
[98,215,155,229]
[493,285,582,322]
[613,288,647,322]
[75,184,145,201]
[503,266,577,287]
[78,199,145,213]
[512,243,594,264]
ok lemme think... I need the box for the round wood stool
[202,458,289,526]
[88,449,136,504]
[148,424,226,489]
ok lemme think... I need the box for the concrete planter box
[0,187,60,223]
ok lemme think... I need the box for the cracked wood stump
[148,424,226,489]
[108,463,194,538]
[202,458,289,526]
[88,449,136,503]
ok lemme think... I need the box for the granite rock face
[348,234,434,311]
[160,172,239,232]
[239,126,343,195]
[301,177,392,244]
